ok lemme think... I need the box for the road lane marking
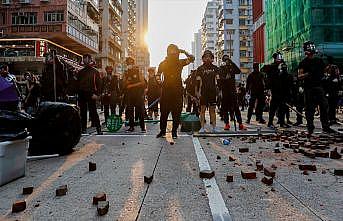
[192,137,232,221]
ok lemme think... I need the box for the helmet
[222,54,231,62]
[303,41,316,55]
[272,52,283,62]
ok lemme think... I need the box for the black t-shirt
[196,64,220,96]
[124,67,144,95]
[157,58,190,90]
[246,71,265,95]
[218,62,241,94]
[298,57,325,88]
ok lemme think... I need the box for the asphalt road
[0,111,342,221]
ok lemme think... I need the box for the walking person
[156,44,194,138]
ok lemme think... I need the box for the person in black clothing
[123,57,146,132]
[324,56,341,125]
[298,41,334,134]
[156,44,194,139]
[237,83,246,111]
[246,63,266,124]
[147,67,160,120]
[24,72,40,114]
[266,53,291,128]
[218,55,247,131]
[102,66,120,123]
[185,70,199,115]
[196,50,220,133]
[77,54,102,135]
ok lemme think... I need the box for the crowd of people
[0,41,342,137]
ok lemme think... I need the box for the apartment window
[12,12,37,25]
[0,13,5,25]
[239,9,246,16]
[240,41,246,47]
[240,50,247,57]
[226,0,232,4]
[225,9,233,14]
[239,19,245,26]
[226,19,233,24]
[44,11,64,22]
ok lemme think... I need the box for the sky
[147,0,209,73]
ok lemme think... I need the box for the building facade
[121,0,136,59]
[252,0,265,64]
[190,29,202,74]
[217,0,253,81]
[0,0,100,73]
[98,0,122,69]
[135,0,149,75]
[265,0,343,71]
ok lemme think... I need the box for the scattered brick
[216,155,221,160]
[274,148,281,153]
[226,175,234,182]
[256,162,264,171]
[239,147,249,153]
[144,175,154,184]
[261,176,273,185]
[271,164,277,169]
[22,186,34,195]
[330,148,342,159]
[200,170,215,179]
[264,167,276,177]
[97,201,109,216]
[283,143,290,148]
[12,200,26,213]
[229,156,236,161]
[334,169,343,176]
[299,165,317,171]
[93,192,107,205]
[89,162,97,172]
[241,170,257,179]
[303,170,309,175]
[315,151,330,158]
[303,150,316,159]
[56,185,68,196]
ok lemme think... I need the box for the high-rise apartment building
[135,0,149,74]
[122,0,136,58]
[190,29,202,73]
[217,0,253,81]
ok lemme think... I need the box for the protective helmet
[303,41,316,55]
[222,54,230,62]
[272,52,283,62]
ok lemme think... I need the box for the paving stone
[144,175,154,184]
[264,167,276,177]
[239,147,249,153]
[97,201,109,216]
[226,175,234,182]
[12,200,26,213]
[56,185,68,196]
[241,170,257,179]
[89,162,97,171]
[334,169,343,176]
[299,164,317,171]
[93,192,107,205]
[22,186,34,195]
[330,148,342,159]
[261,176,273,185]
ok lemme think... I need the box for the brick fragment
[170,141,175,145]
[89,162,97,171]
[334,169,343,176]
[226,175,233,182]
[256,162,263,171]
[56,185,68,196]
[315,151,330,158]
[274,148,281,153]
[93,192,107,205]
[239,147,249,153]
[290,143,299,149]
[22,186,34,195]
[299,165,317,171]
[283,143,290,148]
[303,170,309,175]
[216,155,221,160]
[330,148,342,159]
[97,201,109,216]
[144,175,154,184]
[241,170,256,179]
[264,167,275,177]
[200,170,215,179]
[229,156,236,161]
[303,150,316,159]
[12,200,26,213]
[261,176,273,185]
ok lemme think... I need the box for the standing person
[77,54,102,135]
[0,65,21,111]
[237,83,246,111]
[102,66,120,123]
[324,56,341,125]
[292,72,305,126]
[123,57,146,132]
[298,41,334,134]
[24,72,40,114]
[219,55,246,130]
[156,44,194,138]
[185,70,199,115]
[196,50,220,133]
[147,67,161,120]
[246,63,266,124]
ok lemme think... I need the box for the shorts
[200,94,216,107]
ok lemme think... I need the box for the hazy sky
[147,0,208,72]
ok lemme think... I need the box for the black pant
[186,95,198,115]
[160,91,182,133]
[268,94,286,125]
[104,103,115,123]
[294,93,305,124]
[247,93,265,121]
[305,87,329,131]
[328,91,339,122]
[127,92,145,129]
[222,93,242,124]
[79,91,100,131]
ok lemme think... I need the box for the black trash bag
[29,102,81,156]
[0,110,33,133]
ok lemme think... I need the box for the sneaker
[239,124,247,130]
[126,127,134,132]
[199,128,206,133]
[259,119,266,124]
[212,127,220,133]
[156,131,166,138]
[224,123,231,130]
[172,131,178,139]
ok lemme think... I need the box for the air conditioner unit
[19,0,31,3]
[2,0,10,4]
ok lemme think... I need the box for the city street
[1,111,342,221]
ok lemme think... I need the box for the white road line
[192,137,232,221]
[95,134,191,137]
